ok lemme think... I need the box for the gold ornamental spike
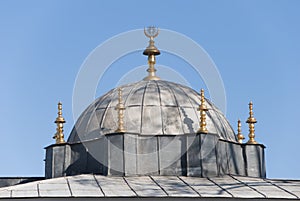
[197,89,208,134]
[246,101,258,144]
[143,26,160,81]
[237,119,245,143]
[115,88,126,133]
[53,102,66,144]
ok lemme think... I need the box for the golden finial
[143,26,160,81]
[197,89,208,134]
[53,102,66,144]
[237,119,245,143]
[115,88,126,133]
[246,101,258,144]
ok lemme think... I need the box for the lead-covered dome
[45,27,266,180]
[68,80,237,143]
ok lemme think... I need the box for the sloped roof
[0,174,299,199]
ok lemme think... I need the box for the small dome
[68,80,237,143]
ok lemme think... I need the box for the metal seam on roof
[99,88,116,131]
[140,81,149,134]
[177,176,202,197]
[122,177,138,197]
[93,174,105,197]
[265,179,299,199]
[66,178,73,197]
[37,183,40,197]
[230,175,267,198]
[207,177,234,197]
[1,175,300,198]
[160,82,177,134]
[149,175,168,196]
[155,80,165,135]
[156,136,161,175]
[164,81,185,134]
[85,98,101,135]
[176,83,200,132]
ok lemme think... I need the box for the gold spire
[197,89,208,134]
[53,102,66,144]
[246,101,258,144]
[143,26,160,81]
[115,88,126,133]
[237,119,245,143]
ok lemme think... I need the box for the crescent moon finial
[142,26,161,81]
[144,26,159,39]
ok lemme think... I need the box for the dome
[68,80,237,143]
[45,28,266,179]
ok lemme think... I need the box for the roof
[68,80,236,143]
[0,174,299,199]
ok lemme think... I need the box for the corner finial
[53,102,66,144]
[115,88,126,133]
[246,101,258,144]
[237,119,245,143]
[143,26,160,81]
[197,89,208,134]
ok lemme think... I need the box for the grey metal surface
[209,176,265,198]
[45,133,266,178]
[227,142,245,175]
[244,144,266,178]
[0,174,299,199]
[200,133,218,177]
[0,177,44,188]
[68,80,237,143]
[137,135,159,175]
[45,144,71,179]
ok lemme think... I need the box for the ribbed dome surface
[68,80,237,143]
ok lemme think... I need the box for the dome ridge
[68,80,237,143]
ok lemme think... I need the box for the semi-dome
[68,80,237,143]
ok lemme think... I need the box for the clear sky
[0,0,299,179]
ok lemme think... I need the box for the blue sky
[0,0,299,178]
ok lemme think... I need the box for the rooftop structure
[0,27,298,200]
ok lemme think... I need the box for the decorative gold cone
[246,101,258,144]
[115,88,126,133]
[53,102,66,144]
[237,119,245,143]
[197,89,208,134]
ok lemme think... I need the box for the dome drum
[45,132,266,178]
